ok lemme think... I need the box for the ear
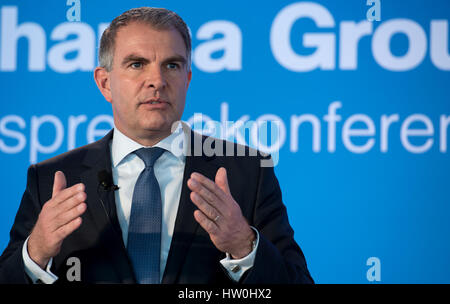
[186,70,192,89]
[94,66,112,103]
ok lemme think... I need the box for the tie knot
[134,147,165,168]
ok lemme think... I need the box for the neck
[119,128,171,147]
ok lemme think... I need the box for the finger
[190,191,221,221]
[187,177,220,206]
[52,171,67,198]
[51,183,85,206]
[54,217,82,241]
[215,167,231,195]
[56,191,87,214]
[53,202,87,231]
[193,210,219,235]
[190,172,228,203]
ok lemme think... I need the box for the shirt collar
[111,121,186,168]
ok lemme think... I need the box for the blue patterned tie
[127,147,165,284]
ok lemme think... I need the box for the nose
[144,65,167,90]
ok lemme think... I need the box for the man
[0,7,313,284]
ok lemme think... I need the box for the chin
[140,120,172,133]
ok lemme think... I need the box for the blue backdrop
[1,0,449,283]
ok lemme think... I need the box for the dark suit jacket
[0,127,313,284]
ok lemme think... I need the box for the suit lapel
[81,130,136,283]
[162,129,221,284]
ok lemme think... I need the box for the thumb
[52,171,67,198]
[215,167,230,195]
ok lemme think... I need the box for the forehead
[113,22,187,59]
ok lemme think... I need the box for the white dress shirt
[22,122,258,283]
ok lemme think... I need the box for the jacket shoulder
[34,130,112,172]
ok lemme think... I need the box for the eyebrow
[121,53,187,67]
[121,54,149,67]
[163,55,187,66]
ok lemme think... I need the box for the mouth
[139,98,169,109]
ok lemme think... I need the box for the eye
[130,62,143,69]
[167,62,180,70]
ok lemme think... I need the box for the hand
[27,171,87,269]
[187,167,255,259]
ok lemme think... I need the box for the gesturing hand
[187,167,255,259]
[27,171,87,269]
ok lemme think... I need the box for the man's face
[97,22,191,144]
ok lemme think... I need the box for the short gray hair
[99,7,191,71]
